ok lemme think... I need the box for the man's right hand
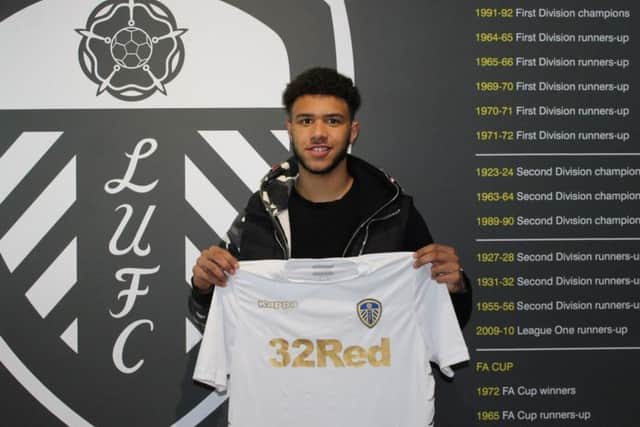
[192,246,240,290]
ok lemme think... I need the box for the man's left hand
[413,243,466,294]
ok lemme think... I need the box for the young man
[189,67,471,327]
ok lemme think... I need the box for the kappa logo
[76,0,187,101]
[357,298,382,328]
[257,299,299,311]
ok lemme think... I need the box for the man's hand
[192,246,239,290]
[413,243,466,293]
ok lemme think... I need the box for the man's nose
[310,120,328,140]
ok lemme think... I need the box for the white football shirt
[193,252,469,427]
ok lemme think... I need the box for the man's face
[287,95,359,175]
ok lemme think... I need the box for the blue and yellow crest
[357,298,382,328]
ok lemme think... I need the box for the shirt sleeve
[413,264,470,377]
[193,284,236,391]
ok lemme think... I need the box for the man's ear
[349,120,360,145]
[286,121,294,150]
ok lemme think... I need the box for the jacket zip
[271,218,289,259]
[272,230,287,259]
[260,192,290,259]
[341,183,401,257]
[357,209,401,255]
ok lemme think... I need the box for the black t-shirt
[289,178,366,258]
[288,176,434,258]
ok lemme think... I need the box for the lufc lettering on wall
[105,138,160,374]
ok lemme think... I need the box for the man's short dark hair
[282,67,361,119]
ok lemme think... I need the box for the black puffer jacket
[189,155,472,327]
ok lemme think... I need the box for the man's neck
[295,160,353,203]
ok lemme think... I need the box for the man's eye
[326,118,342,125]
[299,118,312,125]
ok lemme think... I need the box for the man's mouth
[307,146,331,157]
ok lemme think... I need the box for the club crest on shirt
[357,298,382,328]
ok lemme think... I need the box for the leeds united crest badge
[357,298,382,328]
